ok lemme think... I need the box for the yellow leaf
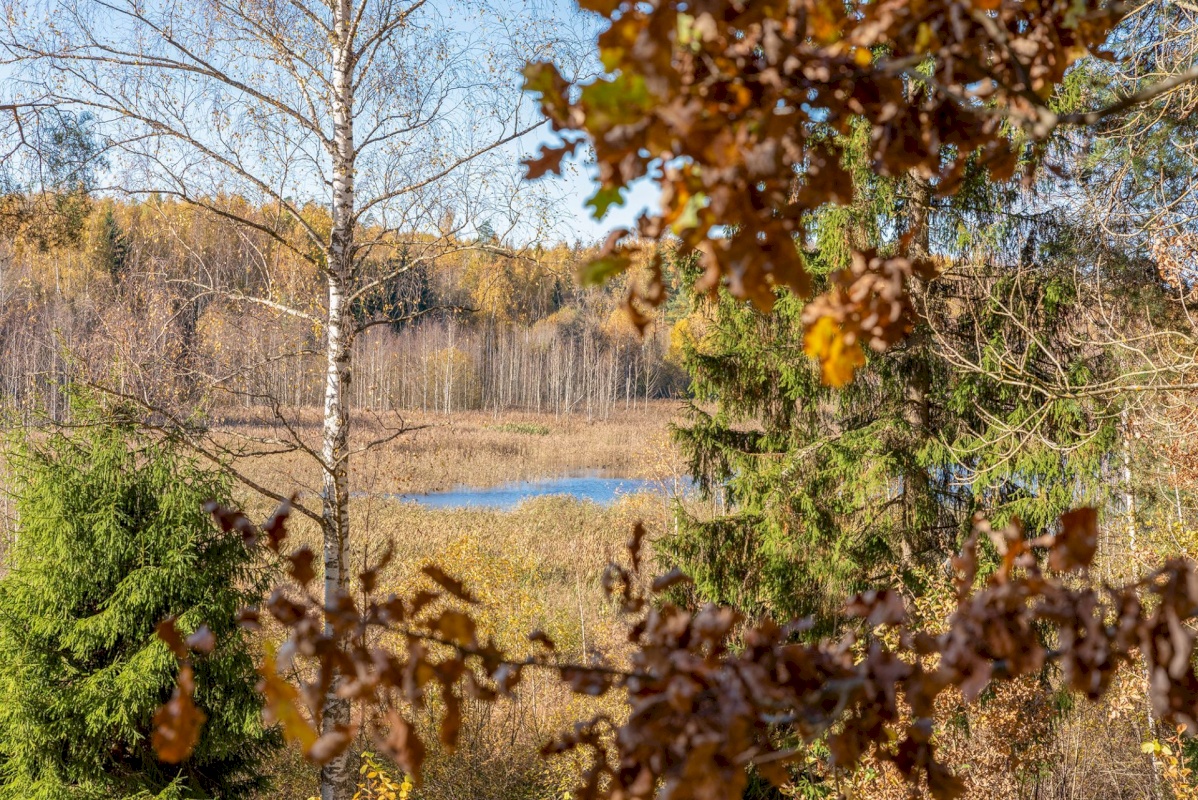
[809,0,843,43]
[803,316,865,387]
[914,23,938,53]
[431,609,477,647]
[259,650,318,752]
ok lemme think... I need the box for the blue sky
[0,0,659,245]
[547,155,662,244]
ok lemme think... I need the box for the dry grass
[223,401,686,501]
[237,406,685,800]
[223,401,689,602]
[371,497,665,800]
[260,492,674,800]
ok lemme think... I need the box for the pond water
[394,473,692,511]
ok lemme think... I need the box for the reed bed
[225,401,686,501]
[254,467,681,800]
[233,405,687,800]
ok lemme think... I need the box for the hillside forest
[1,1,1198,800]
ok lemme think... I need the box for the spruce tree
[0,411,276,799]
[666,129,1119,625]
[94,206,130,285]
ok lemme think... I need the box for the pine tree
[666,128,1118,625]
[0,409,277,799]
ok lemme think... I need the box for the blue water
[394,474,690,511]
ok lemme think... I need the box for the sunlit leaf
[803,316,866,387]
[151,664,207,764]
[578,253,630,286]
[259,650,318,753]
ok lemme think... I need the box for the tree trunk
[1123,409,1160,798]
[900,176,932,563]
[321,5,357,798]
[320,274,354,800]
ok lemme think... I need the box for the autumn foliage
[156,499,1198,800]
[523,0,1130,383]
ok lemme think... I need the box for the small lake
[394,474,691,511]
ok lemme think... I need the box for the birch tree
[1,1,578,796]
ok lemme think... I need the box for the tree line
[0,195,686,423]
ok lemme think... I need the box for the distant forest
[0,190,688,421]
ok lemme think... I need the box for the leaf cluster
[523,0,1130,383]
[156,503,1198,800]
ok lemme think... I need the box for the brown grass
[259,491,673,800]
[224,401,686,502]
[239,406,685,800]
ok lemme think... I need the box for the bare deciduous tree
[0,0,583,796]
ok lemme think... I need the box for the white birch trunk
[321,4,357,798]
